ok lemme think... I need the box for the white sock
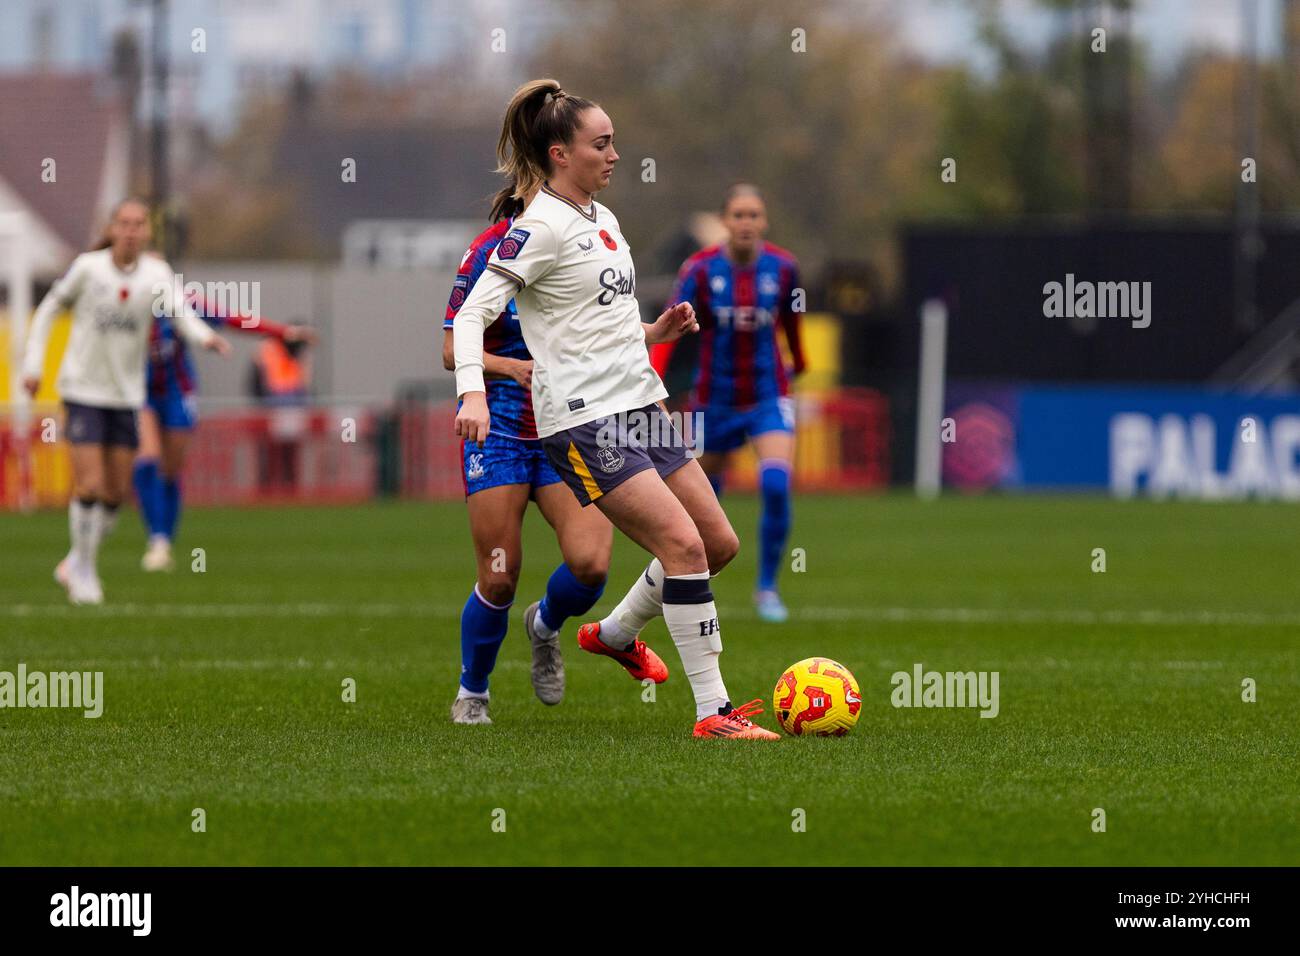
[530,607,558,642]
[661,571,729,720]
[456,684,489,701]
[69,499,97,569]
[82,504,111,574]
[96,502,119,540]
[599,559,665,650]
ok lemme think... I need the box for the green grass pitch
[1,494,1296,866]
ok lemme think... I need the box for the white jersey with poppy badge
[22,249,216,409]
[453,183,667,438]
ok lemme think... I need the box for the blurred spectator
[249,336,311,405]
[248,330,313,493]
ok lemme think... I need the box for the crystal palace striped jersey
[444,218,537,440]
[663,242,805,408]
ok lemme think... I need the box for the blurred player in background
[135,292,316,572]
[21,198,231,604]
[454,79,779,739]
[440,182,612,726]
[652,184,805,623]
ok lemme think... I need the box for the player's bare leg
[534,481,612,586]
[454,483,529,723]
[160,429,190,481]
[137,407,162,460]
[104,446,136,505]
[101,446,135,591]
[589,468,775,738]
[466,482,528,608]
[662,458,740,573]
[581,458,738,682]
[751,430,795,463]
[751,428,796,622]
[696,450,729,499]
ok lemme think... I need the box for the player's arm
[780,260,807,375]
[219,311,317,344]
[452,265,524,393]
[166,275,231,356]
[218,307,315,343]
[649,258,701,377]
[643,302,697,346]
[441,328,531,388]
[186,292,316,344]
[454,220,556,444]
[452,265,519,445]
[21,255,89,395]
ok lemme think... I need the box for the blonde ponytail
[490,78,594,220]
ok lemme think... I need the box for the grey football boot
[524,601,565,705]
[451,695,492,725]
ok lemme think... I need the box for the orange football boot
[576,622,669,683]
[693,699,781,740]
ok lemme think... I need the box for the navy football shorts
[64,401,139,449]
[540,402,693,507]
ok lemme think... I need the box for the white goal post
[914,298,948,499]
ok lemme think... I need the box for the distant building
[0,73,130,280]
[274,121,503,256]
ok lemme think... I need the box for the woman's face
[722,193,767,256]
[109,202,151,260]
[553,107,618,196]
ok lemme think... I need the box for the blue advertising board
[943,385,1300,498]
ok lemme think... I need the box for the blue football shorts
[699,396,795,454]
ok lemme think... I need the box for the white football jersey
[453,184,667,438]
[22,249,215,409]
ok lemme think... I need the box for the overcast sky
[898,0,1283,70]
[0,0,1286,131]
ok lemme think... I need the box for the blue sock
[132,459,167,537]
[161,477,182,540]
[460,585,511,693]
[758,462,792,592]
[707,471,725,498]
[538,562,606,633]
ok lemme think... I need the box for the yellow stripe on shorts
[567,441,603,502]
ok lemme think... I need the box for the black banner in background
[0,867,1286,942]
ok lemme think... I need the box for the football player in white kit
[454,79,780,739]
[22,198,231,604]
